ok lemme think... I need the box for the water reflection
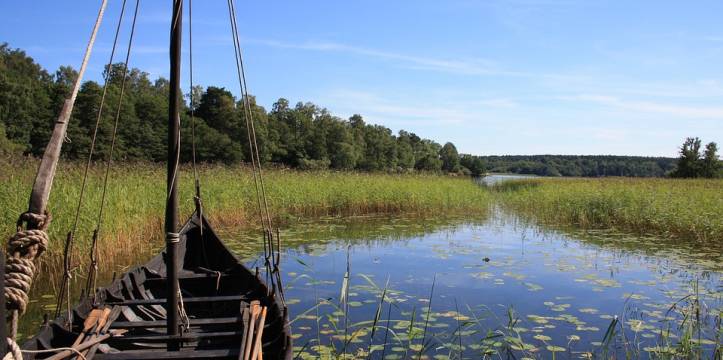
[235,212,721,359]
[20,211,721,359]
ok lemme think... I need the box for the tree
[702,142,721,178]
[0,121,22,155]
[1,43,460,172]
[396,138,415,170]
[195,86,239,136]
[669,137,722,178]
[439,142,460,172]
[0,43,54,154]
[414,140,442,172]
[460,154,486,176]
[672,137,702,178]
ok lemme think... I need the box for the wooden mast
[166,0,183,351]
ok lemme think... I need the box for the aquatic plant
[493,177,723,242]
[1,157,490,268]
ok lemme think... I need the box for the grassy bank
[493,177,723,242]
[1,157,490,266]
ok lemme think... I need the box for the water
[226,213,721,359]
[23,212,721,359]
[477,173,539,186]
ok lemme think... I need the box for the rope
[4,337,88,360]
[85,0,140,302]
[177,286,190,332]
[56,0,128,320]
[3,0,109,340]
[5,213,50,316]
[187,0,209,271]
[4,338,22,360]
[226,0,285,304]
[188,0,201,200]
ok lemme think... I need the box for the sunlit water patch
[227,214,721,359]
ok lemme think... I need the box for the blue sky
[2,0,722,156]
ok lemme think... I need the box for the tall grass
[1,156,491,267]
[493,177,723,242]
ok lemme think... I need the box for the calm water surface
[225,212,721,359]
[23,212,721,359]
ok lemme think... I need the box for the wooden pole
[166,0,183,352]
[27,0,108,224]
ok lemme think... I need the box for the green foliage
[459,154,485,176]
[0,43,450,173]
[671,137,720,178]
[0,157,490,260]
[0,121,22,155]
[0,43,54,154]
[702,141,721,178]
[495,177,723,241]
[439,142,460,172]
[473,155,676,177]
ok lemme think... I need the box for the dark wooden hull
[22,212,292,359]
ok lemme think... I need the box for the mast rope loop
[3,337,22,360]
[177,286,190,332]
[167,232,180,244]
[5,212,50,314]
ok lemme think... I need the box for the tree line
[670,137,720,178]
[473,155,678,177]
[0,43,460,173]
[1,43,720,178]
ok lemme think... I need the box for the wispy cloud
[561,94,723,119]
[251,39,506,75]
[247,38,575,80]
[324,89,474,126]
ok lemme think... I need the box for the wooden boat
[3,0,293,358]
[21,212,292,359]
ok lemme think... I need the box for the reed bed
[0,157,491,267]
[493,177,723,242]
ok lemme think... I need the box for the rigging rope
[226,0,285,304]
[187,0,207,270]
[85,0,141,303]
[55,0,129,322]
[5,0,108,340]
[55,0,126,320]
[188,0,201,206]
[55,0,136,322]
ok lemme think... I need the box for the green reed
[493,177,723,242]
[0,157,491,264]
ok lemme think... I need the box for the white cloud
[560,94,723,119]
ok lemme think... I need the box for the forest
[477,155,677,177]
[0,43,459,172]
[0,43,717,178]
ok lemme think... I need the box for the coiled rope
[5,213,50,316]
[5,0,107,345]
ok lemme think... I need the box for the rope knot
[8,229,49,257]
[6,212,51,315]
[17,211,51,231]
